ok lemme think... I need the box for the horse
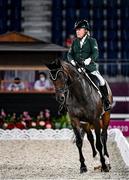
[46,59,113,173]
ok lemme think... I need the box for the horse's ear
[46,58,61,70]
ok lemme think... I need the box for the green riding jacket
[67,35,99,72]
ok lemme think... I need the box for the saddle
[88,74,100,88]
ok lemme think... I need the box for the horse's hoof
[107,164,111,170]
[101,165,110,172]
[94,165,101,171]
[80,166,87,173]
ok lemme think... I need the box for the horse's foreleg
[73,126,87,173]
[94,125,109,172]
[86,130,101,170]
[86,130,97,158]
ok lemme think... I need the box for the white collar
[80,34,87,48]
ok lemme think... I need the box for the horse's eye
[58,74,62,78]
[59,74,65,81]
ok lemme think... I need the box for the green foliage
[52,113,72,129]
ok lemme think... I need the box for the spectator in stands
[34,72,54,91]
[65,34,75,48]
[67,19,111,111]
[7,77,25,91]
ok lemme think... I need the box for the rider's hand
[71,60,76,66]
[84,58,91,65]
[77,61,84,66]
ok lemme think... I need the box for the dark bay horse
[46,59,113,173]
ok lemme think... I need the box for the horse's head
[46,58,68,103]
[46,58,61,72]
[46,58,81,105]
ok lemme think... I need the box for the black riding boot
[99,85,111,111]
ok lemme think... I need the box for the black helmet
[74,19,90,31]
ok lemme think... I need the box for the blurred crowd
[0,70,55,92]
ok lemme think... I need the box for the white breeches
[91,70,105,86]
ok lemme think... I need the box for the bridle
[49,68,69,94]
[49,65,93,113]
[49,66,82,93]
[49,68,69,113]
[49,66,82,113]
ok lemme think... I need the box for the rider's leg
[99,85,111,111]
[91,71,111,111]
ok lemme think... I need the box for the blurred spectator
[4,70,35,84]
[34,72,54,91]
[65,34,75,48]
[7,77,25,91]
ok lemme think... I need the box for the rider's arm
[89,38,99,62]
[67,43,76,66]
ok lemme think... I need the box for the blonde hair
[87,31,90,36]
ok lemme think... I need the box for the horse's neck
[69,76,92,99]
[63,63,93,98]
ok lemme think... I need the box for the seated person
[7,77,25,91]
[34,72,54,91]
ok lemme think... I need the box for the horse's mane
[60,60,96,89]
[61,61,80,80]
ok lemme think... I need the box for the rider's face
[76,28,87,39]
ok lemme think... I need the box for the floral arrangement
[0,109,71,130]
[52,114,72,129]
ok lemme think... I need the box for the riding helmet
[74,19,90,31]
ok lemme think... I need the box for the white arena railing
[111,96,129,119]
[109,129,129,167]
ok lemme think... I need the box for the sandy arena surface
[0,139,129,180]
